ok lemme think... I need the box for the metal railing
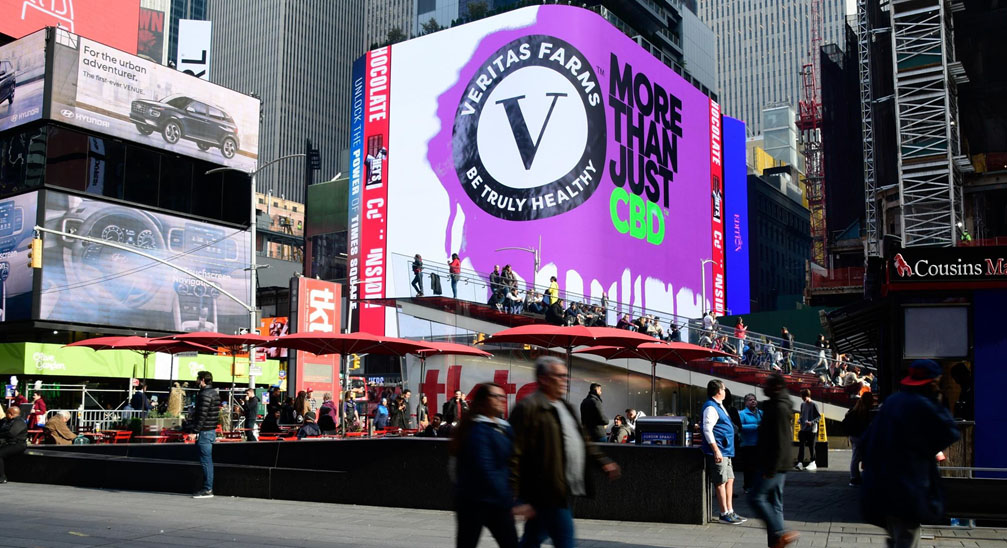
[44,409,149,432]
[393,253,875,376]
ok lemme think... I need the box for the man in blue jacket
[861,360,960,548]
[738,393,763,492]
[702,379,746,524]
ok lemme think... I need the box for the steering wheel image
[65,206,168,309]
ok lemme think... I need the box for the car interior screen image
[0,191,37,322]
[39,192,251,333]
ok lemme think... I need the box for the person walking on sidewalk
[189,371,220,499]
[861,360,960,548]
[701,379,746,524]
[451,382,518,548]
[510,356,620,548]
[748,374,800,548]
[794,389,820,471]
[843,391,875,486]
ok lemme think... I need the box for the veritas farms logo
[453,35,606,221]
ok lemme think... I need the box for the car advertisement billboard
[0,29,46,133]
[723,116,750,315]
[0,0,140,54]
[39,191,251,333]
[0,190,37,322]
[347,5,723,334]
[50,33,259,171]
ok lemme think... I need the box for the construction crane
[798,0,827,267]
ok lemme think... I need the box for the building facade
[366,0,416,48]
[207,0,365,203]
[698,0,846,135]
[747,170,812,312]
[167,0,207,66]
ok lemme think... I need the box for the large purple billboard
[349,6,721,332]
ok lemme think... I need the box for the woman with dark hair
[343,391,360,431]
[450,382,518,548]
[843,391,875,486]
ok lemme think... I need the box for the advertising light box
[39,191,251,333]
[0,0,140,54]
[348,5,724,333]
[0,190,37,322]
[50,32,259,171]
[0,29,46,133]
[723,116,750,315]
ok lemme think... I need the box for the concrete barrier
[15,439,709,524]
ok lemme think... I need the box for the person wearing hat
[860,360,960,548]
[296,411,321,439]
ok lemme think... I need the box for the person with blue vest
[702,379,746,524]
[738,393,764,493]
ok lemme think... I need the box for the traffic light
[28,238,42,269]
[350,354,361,369]
[474,332,486,344]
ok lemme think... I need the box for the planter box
[142,418,183,434]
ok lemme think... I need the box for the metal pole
[249,171,257,389]
[701,261,707,316]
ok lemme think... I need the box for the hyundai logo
[60,109,74,118]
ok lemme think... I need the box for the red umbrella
[412,341,493,385]
[143,340,218,387]
[576,342,734,414]
[481,325,659,399]
[65,336,160,381]
[259,332,435,357]
[155,332,272,409]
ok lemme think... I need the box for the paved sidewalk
[0,450,1003,547]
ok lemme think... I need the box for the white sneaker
[794,463,804,471]
[805,462,817,471]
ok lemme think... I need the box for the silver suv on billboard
[129,94,240,158]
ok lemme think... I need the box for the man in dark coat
[241,388,259,441]
[579,383,608,443]
[510,357,619,548]
[443,389,469,425]
[188,371,220,499]
[0,405,28,483]
[861,360,960,548]
[747,374,799,548]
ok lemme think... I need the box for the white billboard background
[51,34,258,170]
[176,19,211,81]
[0,29,46,133]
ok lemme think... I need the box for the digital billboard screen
[0,29,45,133]
[39,191,251,333]
[0,190,37,322]
[0,0,140,54]
[50,33,259,171]
[723,116,750,315]
[347,5,723,333]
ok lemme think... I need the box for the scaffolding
[799,0,827,267]
[858,0,880,257]
[889,0,966,247]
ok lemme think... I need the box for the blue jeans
[747,472,786,545]
[520,505,574,548]
[450,274,459,298]
[197,430,215,491]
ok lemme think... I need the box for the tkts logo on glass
[452,35,683,246]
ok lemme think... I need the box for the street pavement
[0,450,1003,547]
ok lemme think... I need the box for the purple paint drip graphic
[424,6,712,316]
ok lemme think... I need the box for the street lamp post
[206,153,307,388]
[700,259,715,316]
[494,235,542,288]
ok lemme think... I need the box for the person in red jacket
[28,392,46,429]
[448,253,462,299]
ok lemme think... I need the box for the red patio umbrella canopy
[413,341,492,358]
[259,332,436,357]
[481,325,658,349]
[156,331,270,352]
[65,336,158,352]
[575,341,733,363]
[143,340,218,355]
